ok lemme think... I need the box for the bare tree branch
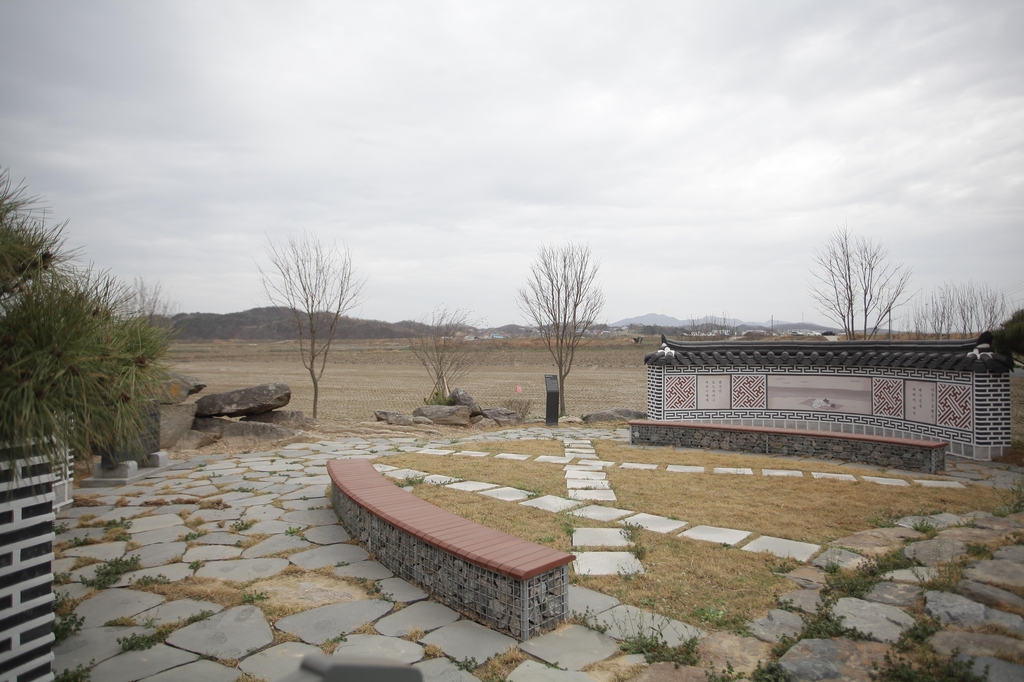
[408,306,476,400]
[516,242,604,414]
[257,231,365,418]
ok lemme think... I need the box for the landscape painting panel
[766,375,872,415]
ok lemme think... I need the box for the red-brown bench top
[629,420,948,450]
[327,459,575,581]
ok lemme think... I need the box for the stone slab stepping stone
[133,526,192,546]
[239,519,300,535]
[565,479,610,490]
[925,590,988,628]
[882,567,938,584]
[714,467,753,475]
[778,585,819,614]
[93,507,149,523]
[242,534,312,558]
[53,626,147,671]
[378,577,429,603]
[573,528,630,547]
[230,493,281,507]
[568,585,620,616]
[137,598,224,626]
[521,624,619,670]
[964,559,1024,589]
[536,456,574,464]
[930,629,1024,660]
[56,527,106,544]
[507,660,591,681]
[141,659,241,682]
[374,601,460,637]
[778,637,890,682]
[862,476,909,486]
[290,543,369,569]
[813,547,866,571]
[904,537,967,567]
[280,509,338,526]
[167,604,273,659]
[573,552,644,576]
[55,583,92,601]
[196,557,290,581]
[282,497,330,510]
[414,657,478,682]
[76,589,166,629]
[479,486,531,502]
[895,512,962,530]
[183,485,220,497]
[564,470,606,480]
[939,527,1007,544]
[275,600,394,644]
[195,531,246,545]
[495,453,531,460]
[957,579,1024,612]
[666,465,704,473]
[334,560,394,580]
[128,541,187,568]
[183,545,242,562]
[455,451,489,457]
[278,486,323,500]
[568,461,614,468]
[592,604,702,647]
[699,631,771,675]
[865,582,922,607]
[916,479,965,488]
[833,597,916,642]
[742,536,819,562]
[373,463,400,471]
[424,474,461,485]
[419,620,517,666]
[333,634,424,663]
[64,541,127,561]
[956,654,1024,682]
[619,463,657,470]
[619,513,687,534]
[748,609,803,643]
[569,490,617,501]
[238,641,322,682]
[417,449,454,455]
[446,480,501,492]
[520,495,582,512]
[385,469,430,480]
[811,472,857,481]
[830,526,924,556]
[116,562,195,587]
[680,525,751,546]
[89,643,198,682]
[762,469,803,477]
[569,505,634,522]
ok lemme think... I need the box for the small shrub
[81,555,142,589]
[502,396,534,419]
[568,607,610,634]
[55,663,92,682]
[455,657,478,671]
[53,612,84,644]
[182,531,205,542]
[423,391,455,406]
[133,574,170,587]
[54,571,72,585]
[54,522,69,535]
[188,561,204,572]
[894,616,942,652]
[995,474,1024,516]
[104,518,133,531]
[231,518,256,532]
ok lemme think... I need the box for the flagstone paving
[55,426,1024,681]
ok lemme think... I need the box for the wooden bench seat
[327,459,574,638]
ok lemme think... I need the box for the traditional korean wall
[646,363,1011,460]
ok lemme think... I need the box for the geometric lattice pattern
[664,374,697,410]
[731,374,766,409]
[937,382,972,430]
[872,377,904,418]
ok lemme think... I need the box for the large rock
[412,405,471,425]
[925,590,987,627]
[194,382,291,417]
[160,403,197,449]
[698,632,770,674]
[374,411,414,426]
[582,408,647,423]
[481,407,524,427]
[777,638,890,682]
[747,609,803,643]
[158,373,206,404]
[904,537,967,567]
[929,630,1024,659]
[193,418,297,442]
[830,527,924,556]
[241,410,316,430]
[965,560,1024,590]
[957,580,1024,612]
[173,429,222,450]
[832,597,916,643]
[448,388,482,415]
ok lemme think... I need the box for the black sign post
[545,374,559,427]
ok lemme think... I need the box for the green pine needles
[0,167,172,470]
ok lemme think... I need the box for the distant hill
[608,313,833,336]
[169,307,425,341]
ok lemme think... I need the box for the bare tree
[409,306,476,401]
[809,226,912,339]
[517,242,605,414]
[125,277,180,326]
[908,281,1008,339]
[257,231,365,419]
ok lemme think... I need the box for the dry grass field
[168,337,649,423]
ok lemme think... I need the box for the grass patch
[81,555,142,589]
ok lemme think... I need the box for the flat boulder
[481,407,524,427]
[777,638,890,682]
[448,388,481,415]
[173,429,221,450]
[374,411,414,426]
[830,527,924,556]
[582,408,647,423]
[241,410,316,430]
[412,405,471,425]
[158,373,207,404]
[193,418,296,442]
[194,382,291,418]
[904,537,967,567]
[160,403,197,449]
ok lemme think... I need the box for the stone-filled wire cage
[1,448,58,682]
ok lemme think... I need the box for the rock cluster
[376,388,526,428]
[158,377,314,451]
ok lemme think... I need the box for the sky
[1,1,1022,328]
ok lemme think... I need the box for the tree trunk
[310,370,319,419]
[558,372,566,415]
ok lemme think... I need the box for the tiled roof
[643,335,1014,374]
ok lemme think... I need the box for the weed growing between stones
[241,590,268,604]
[455,656,479,671]
[182,530,205,541]
[52,592,84,644]
[54,571,71,585]
[870,650,987,682]
[893,616,942,652]
[621,524,648,561]
[54,522,69,535]
[994,474,1024,516]
[822,548,920,600]
[103,616,138,627]
[920,559,967,593]
[567,607,610,633]
[54,663,91,682]
[771,598,867,658]
[81,555,142,589]
[231,518,256,532]
[705,662,791,681]
[617,623,700,667]
[477,648,528,681]
[117,610,215,651]
[132,573,170,587]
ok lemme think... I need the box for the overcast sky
[2,1,1022,328]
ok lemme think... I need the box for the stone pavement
[54,426,1024,681]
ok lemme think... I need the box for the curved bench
[629,420,947,474]
[327,459,574,639]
